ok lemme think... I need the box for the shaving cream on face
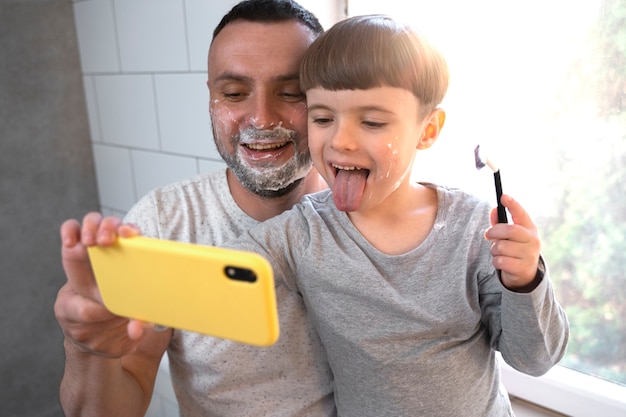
[209,95,312,195]
[222,125,312,194]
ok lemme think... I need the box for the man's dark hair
[212,0,323,42]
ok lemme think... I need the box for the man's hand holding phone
[55,213,155,358]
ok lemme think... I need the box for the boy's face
[306,86,440,212]
[207,20,316,196]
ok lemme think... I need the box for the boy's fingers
[489,207,499,227]
[485,195,540,248]
[486,195,542,283]
[500,194,535,230]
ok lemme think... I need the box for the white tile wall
[96,74,160,150]
[92,143,136,211]
[198,158,227,175]
[72,1,338,416]
[131,149,197,198]
[184,0,232,71]
[114,0,189,72]
[154,73,215,158]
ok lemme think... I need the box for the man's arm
[55,213,172,417]
[59,326,171,417]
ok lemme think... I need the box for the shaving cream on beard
[217,126,313,194]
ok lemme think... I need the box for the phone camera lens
[224,266,257,283]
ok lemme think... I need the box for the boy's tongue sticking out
[332,168,368,212]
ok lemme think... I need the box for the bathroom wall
[0,1,99,416]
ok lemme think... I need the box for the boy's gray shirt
[234,184,569,417]
[124,169,336,417]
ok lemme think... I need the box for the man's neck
[226,169,327,222]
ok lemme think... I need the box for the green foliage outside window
[537,0,626,385]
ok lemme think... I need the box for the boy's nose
[330,122,358,151]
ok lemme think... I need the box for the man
[54,1,334,416]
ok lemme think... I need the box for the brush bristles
[474,145,485,169]
[474,144,499,172]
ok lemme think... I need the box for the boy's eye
[311,116,333,125]
[363,120,386,128]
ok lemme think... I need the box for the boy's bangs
[301,17,404,91]
[300,14,449,112]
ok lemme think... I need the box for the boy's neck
[346,183,438,256]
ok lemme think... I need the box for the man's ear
[417,108,446,150]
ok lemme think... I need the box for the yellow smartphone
[87,236,279,346]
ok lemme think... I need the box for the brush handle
[494,171,508,223]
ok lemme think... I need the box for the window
[348,0,626,414]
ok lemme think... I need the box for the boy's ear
[417,108,446,150]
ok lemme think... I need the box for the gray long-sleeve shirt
[234,184,569,417]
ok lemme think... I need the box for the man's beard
[214,126,313,198]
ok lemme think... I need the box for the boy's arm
[497,263,570,376]
[484,195,569,375]
[55,213,171,417]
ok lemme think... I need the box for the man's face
[207,20,316,197]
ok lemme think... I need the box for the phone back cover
[88,236,279,346]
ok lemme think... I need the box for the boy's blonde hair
[300,14,449,118]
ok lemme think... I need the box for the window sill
[500,358,626,417]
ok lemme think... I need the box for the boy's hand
[54,212,154,358]
[484,194,542,291]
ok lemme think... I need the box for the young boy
[229,14,569,416]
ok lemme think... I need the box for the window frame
[500,359,626,416]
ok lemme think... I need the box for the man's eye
[280,92,305,101]
[222,92,247,101]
